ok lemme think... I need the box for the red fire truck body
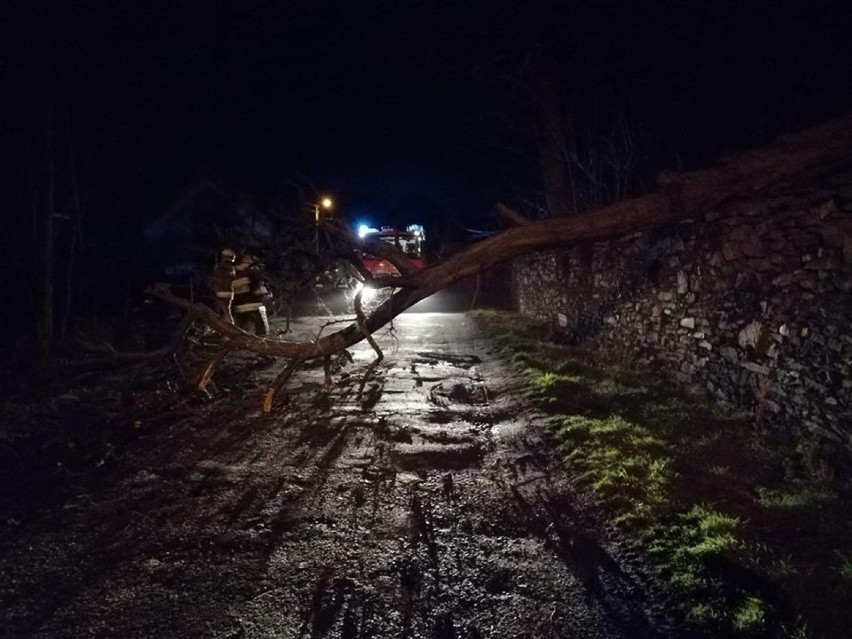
[361,226,425,276]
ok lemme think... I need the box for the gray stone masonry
[511,173,852,447]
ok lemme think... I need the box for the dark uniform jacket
[208,261,235,301]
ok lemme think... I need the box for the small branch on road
[263,357,303,413]
[197,347,231,394]
[354,288,384,399]
[323,355,334,390]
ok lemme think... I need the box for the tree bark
[40,109,56,361]
[532,60,577,217]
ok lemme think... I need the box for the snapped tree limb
[147,113,852,390]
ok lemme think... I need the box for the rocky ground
[0,304,681,638]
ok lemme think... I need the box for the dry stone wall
[512,173,852,447]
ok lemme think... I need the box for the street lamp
[312,196,334,253]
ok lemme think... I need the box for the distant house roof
[144,181,242,243]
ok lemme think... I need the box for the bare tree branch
[354,286,384,399]
[496,203,533,226]
[197,347,231,394]
[263,357,303,413]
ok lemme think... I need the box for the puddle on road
[425,410,456,425]
[413,352,482,369]
[371,418,414,443]
[490,421,528,440]
[389,442,482,471]
[428,382,487,407]
[414,427,476,446]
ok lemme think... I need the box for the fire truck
[358,224,425,276]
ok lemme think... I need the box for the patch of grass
[532,371,558,393]
[531,372,584,403]
[708,465,731,477]
[739,542,797,580]
[650,504,741,565]
[646,505,771,635]
[511,351,548,370]
[781,621,810,639]
[510,351,587,409]
[685,595,768,634]
[756,486,836,510]
[837,551,852,582]
[733,596,769,633]
[791,437,836,484]
[551,414,674,528]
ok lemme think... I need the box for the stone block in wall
[721,240,740,261]
[742,361,772,375]
[714,278,731,292]
[804,251,842,272]
[805,421,843,444]
[742,233,766,258]
[804,376,829,394]
[819,219,852,271]
[833,274,852,292]
[772,273,795,287]
[738,321,766,349]
[797,274,819,291]
[796,233,826,256]
[819,199,838,219]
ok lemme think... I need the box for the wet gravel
[0,312,680,638]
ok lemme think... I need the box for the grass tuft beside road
[474,310,852,639]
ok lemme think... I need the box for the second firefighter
[233,252,271,336]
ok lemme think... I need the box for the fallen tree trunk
[150,114,852,387]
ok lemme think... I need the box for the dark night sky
[4,0,852,250]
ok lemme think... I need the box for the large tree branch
[151,114,852,367]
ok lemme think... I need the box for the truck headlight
[354,282,377,302]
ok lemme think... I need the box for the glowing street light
[312,196,334,253]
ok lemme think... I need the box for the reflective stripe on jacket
[233,266,268,316]
[232,275,251,296]
[234,301,264,313]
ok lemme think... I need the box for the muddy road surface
[1,311,677,638]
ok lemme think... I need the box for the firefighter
[233,252,270,336]
[208,247,236,323]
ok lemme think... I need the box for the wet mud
[0,313,678,638]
